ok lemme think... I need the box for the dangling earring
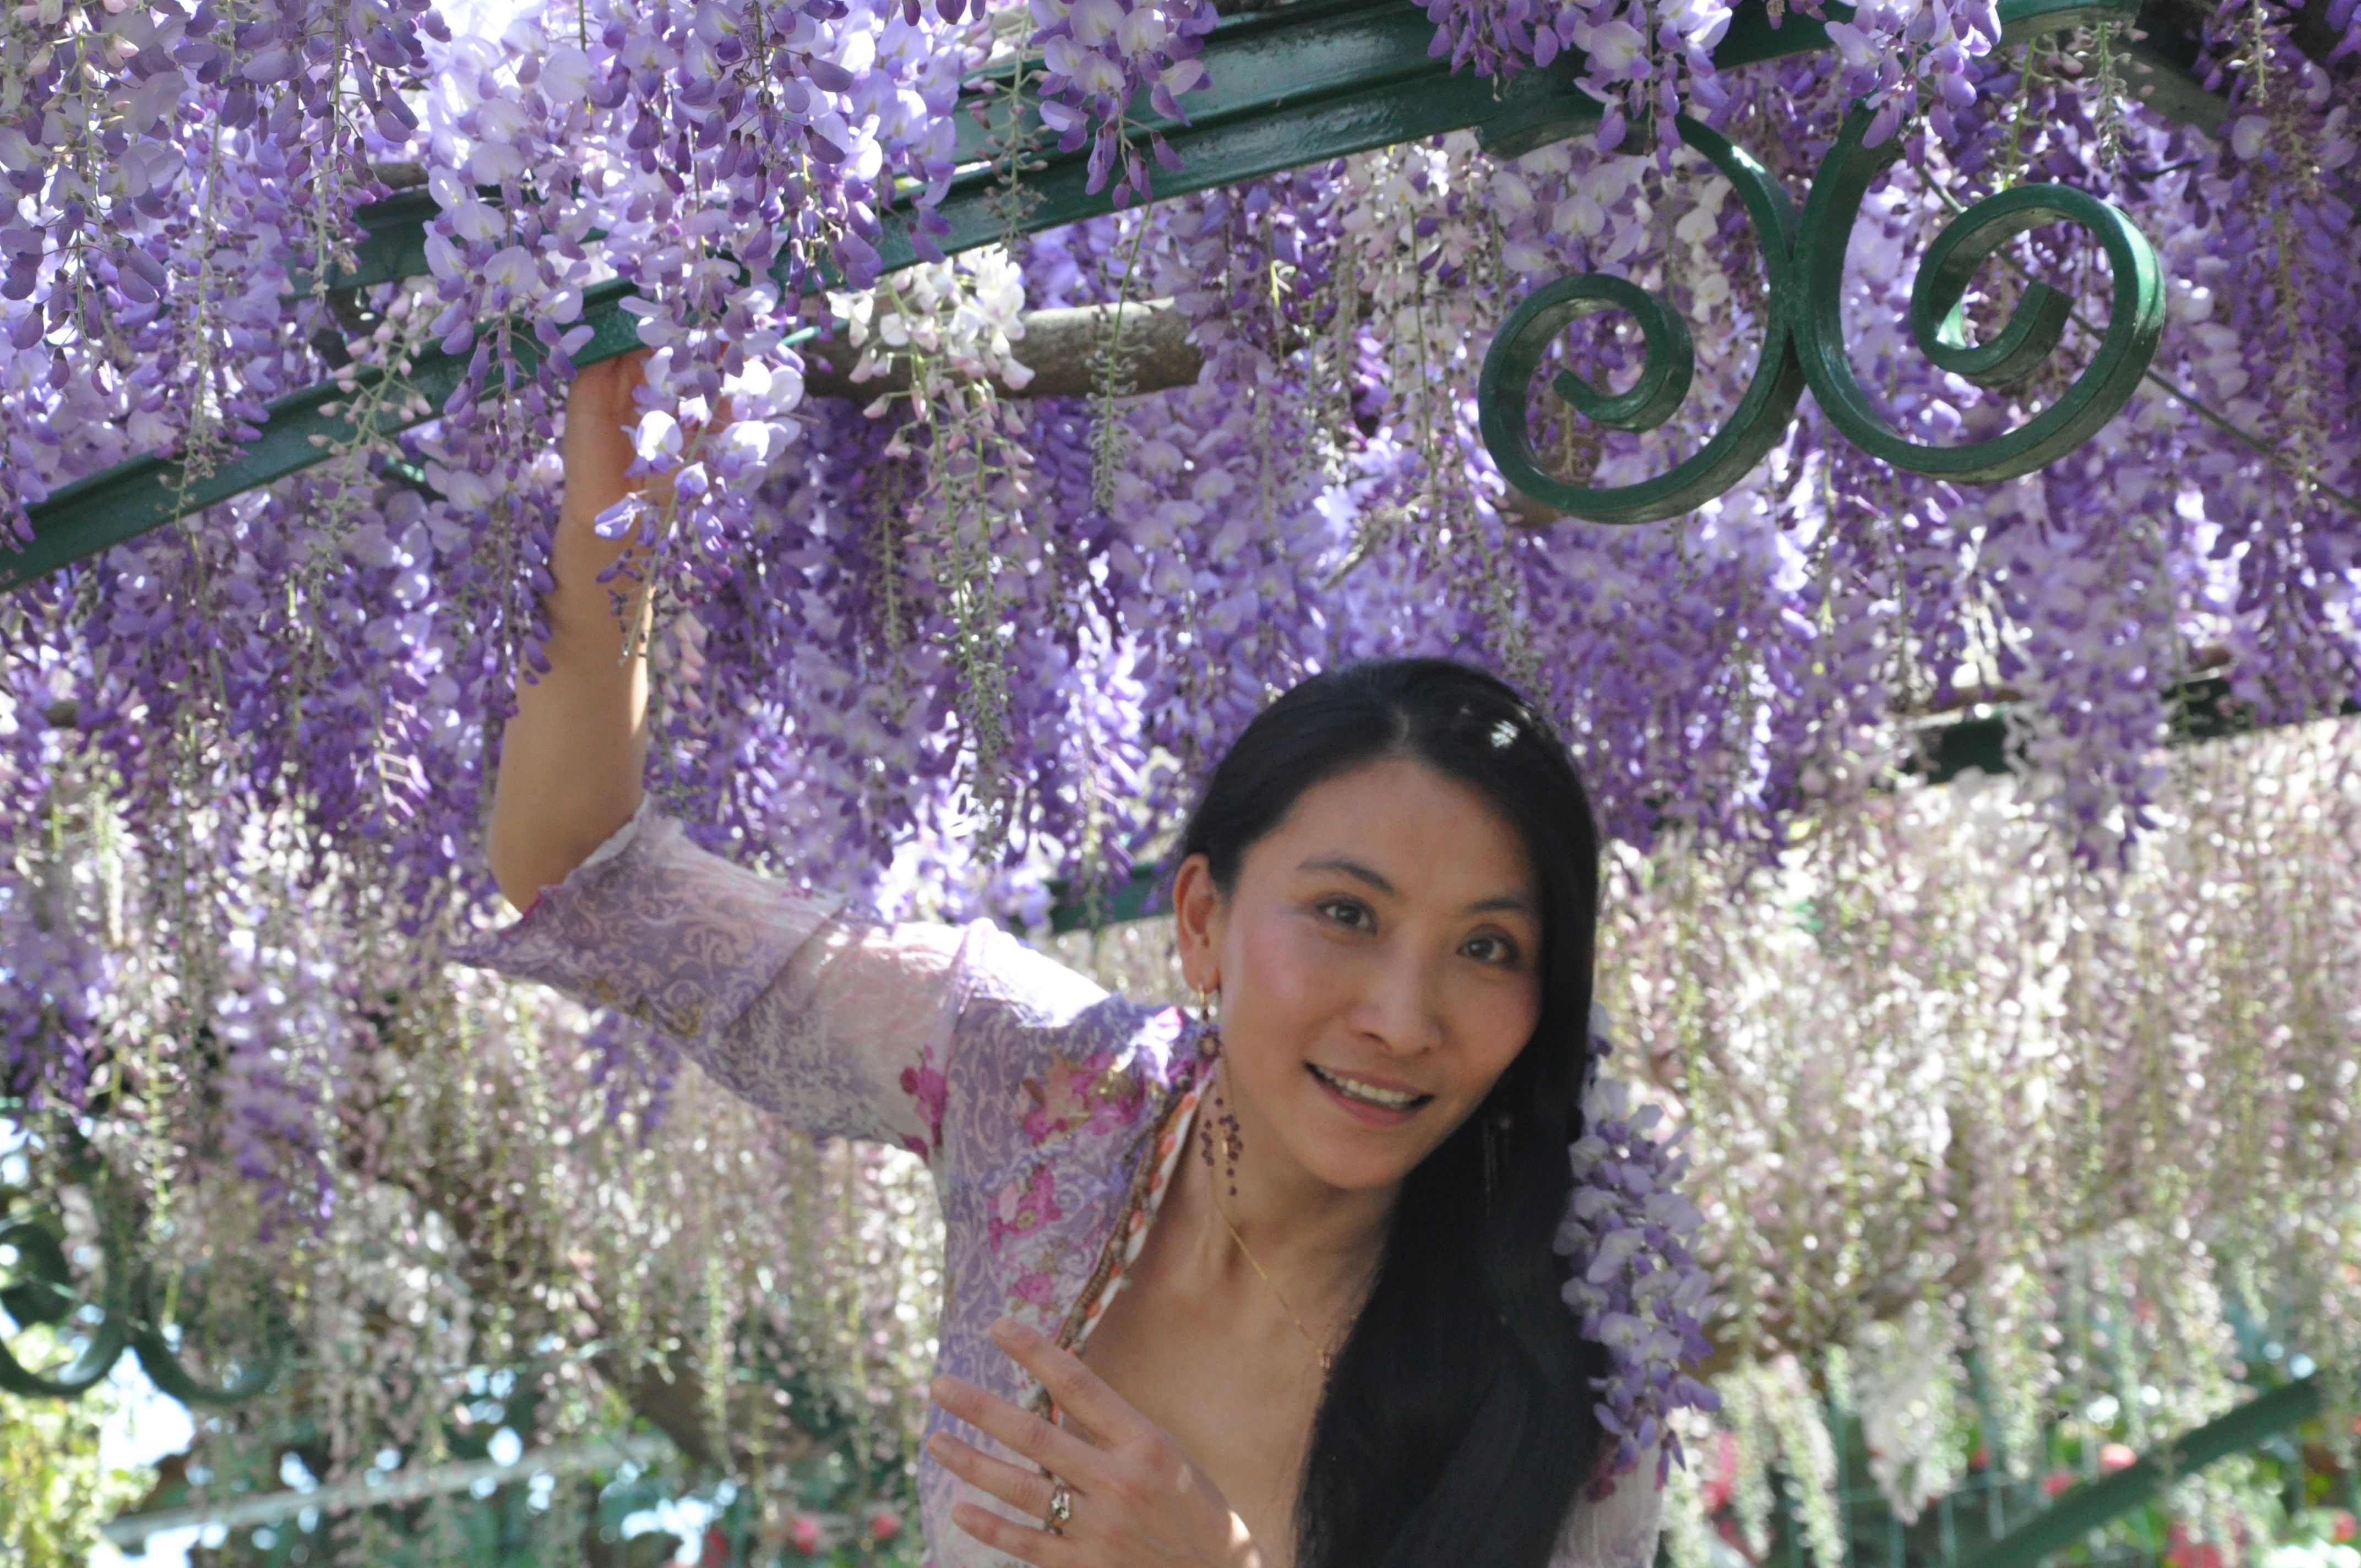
[1482,1108,1512,1206]
[1195,985,1220,1174]
[1214,1074,1244,1199]
[1194,984,1243,1196]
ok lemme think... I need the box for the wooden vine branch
[802,297,1203,401]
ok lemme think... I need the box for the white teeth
[1310,1064,1425,1109]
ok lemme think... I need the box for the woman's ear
[1169,852,1223,995]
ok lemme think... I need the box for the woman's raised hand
[558,347,652,551]
[487,347,659,910]
[928,1319,1264,1568]
[490,346,755,907]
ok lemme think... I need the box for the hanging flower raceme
[1558,1059,1722,1489]
[0,0,434,547]
[1418,0,2001,151]
[1422,0,1737,154]
[1821,0,2002,143]
[2191,0,2361,725]
[394,0,972,643]
[1027,0,1217,205]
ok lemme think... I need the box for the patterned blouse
[461,802,1668,1568]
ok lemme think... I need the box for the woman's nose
[1352,947,1446,1056]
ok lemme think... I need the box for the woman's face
[1174,756,1545,1196]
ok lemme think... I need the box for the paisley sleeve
[452,799,1096,1156]
[1551,1457,1668,1568]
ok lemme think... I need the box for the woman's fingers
[567,348,646,423]
[927,1431,1064,1518]
[948,1500,1078,1566]
[988,1317,1151,1451]
[931,1343,1255,1567]
[929,1372,1110,1488]
[558,351,653,517]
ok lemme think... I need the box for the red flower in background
[2164,1521,2227,1568]
[1700,1430,1740,1516]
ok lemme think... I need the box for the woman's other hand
[927,1319,1265,1568]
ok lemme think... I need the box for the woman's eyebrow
[1297,856,1535,917]
[1297,854,1396,894]
[1462,892,1537,917]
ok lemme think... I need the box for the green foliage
[1,1354,145,1568]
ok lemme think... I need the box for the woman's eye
[1317,897,1373,929]
[1464,933,1522,966]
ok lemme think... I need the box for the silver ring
[1045,1480,1073,1533]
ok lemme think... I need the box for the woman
[470,353,1701,1568]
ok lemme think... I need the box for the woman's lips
[1306,1063,1433,1128]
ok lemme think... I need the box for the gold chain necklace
[1211,1186,1335,1375]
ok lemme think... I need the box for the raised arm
[487,351,657,911]
[466,356,1118,1155]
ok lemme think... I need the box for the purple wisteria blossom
[1029,0,1217,204]
[1557,1050,1723,1490]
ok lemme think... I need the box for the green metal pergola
[10,0,2223,592]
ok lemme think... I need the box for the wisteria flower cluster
[1821,0,2003,144]
[1599,715,2361,1567]
[1027,0,1216,204]
[396,0,978,658]
[1420,0,1999,150]
[0,0,434,546]
[1558,1063,1723,1488]
[1422,0,1736,154]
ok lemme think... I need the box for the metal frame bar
[7,0,2221,591]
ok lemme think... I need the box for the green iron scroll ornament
[1,1215,281,1404]
[1479,104,2167,523]
[1798,109,2167,480]
[1479,115,1809,527]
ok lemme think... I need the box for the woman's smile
[1305,1062,1434,1125]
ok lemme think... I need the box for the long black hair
[1175,656,1608,1568]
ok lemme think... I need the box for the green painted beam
[1914,674,2361,783]
[8,0,2215,592]
[318,187,440,295]
[1047,676,2358,931]
[1955,1375,2327,1568]
[1046,866,1169,934]
[883,19,1601,272]
[1,281,646,593]
[946,0,1450,165]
